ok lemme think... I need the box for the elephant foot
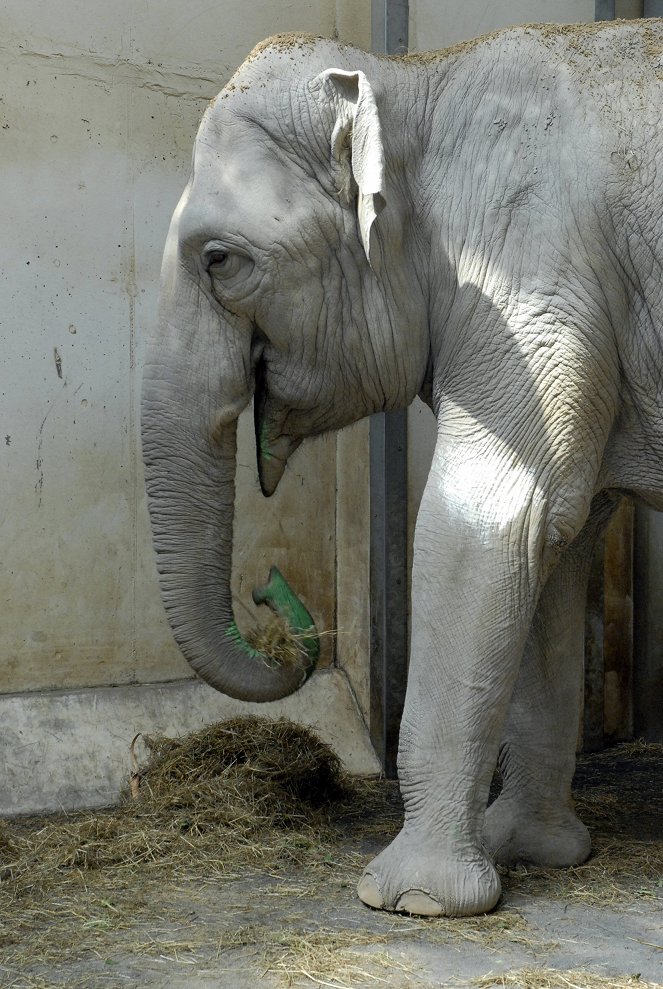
[483,793,591,869]
[357,829,502,917]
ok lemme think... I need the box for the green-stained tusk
[252,566,320,676]
[258,422,273,462]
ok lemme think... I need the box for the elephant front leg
[358,447,552,917]
[483,495,617,869]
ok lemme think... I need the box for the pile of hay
[135,715,346,817]
[2,718,349,883]
[0,717,357,975]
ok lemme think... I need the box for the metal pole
[369,0,409,778]
[631,0,663,744]
[584,0,616,758]
[594,0,616,19]
[372,0,409,55]
[369,413,408,777]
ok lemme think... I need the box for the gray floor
[14,876,662,988]
[4,746,662,989]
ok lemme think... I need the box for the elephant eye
[206,250,228,270]
[202,241,254,291]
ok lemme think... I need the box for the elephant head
[141,36,428,701]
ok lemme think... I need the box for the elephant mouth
[253,354,302,496]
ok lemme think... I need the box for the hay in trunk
[244,614,314,669]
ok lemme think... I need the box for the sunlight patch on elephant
[434,442,538,535]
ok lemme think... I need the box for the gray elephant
[141,21,663,917]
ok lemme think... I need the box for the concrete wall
[0,0,379,814]
[409,0,644,52]
[0,1,374,696]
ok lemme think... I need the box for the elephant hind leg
[483,493,618,869]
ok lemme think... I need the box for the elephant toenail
[357,874,385,910]
[395,889,443,916]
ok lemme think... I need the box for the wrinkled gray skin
[142,22,663,917]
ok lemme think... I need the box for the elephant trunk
[141,224,318,701]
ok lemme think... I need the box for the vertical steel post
[633,507,663,740]
[372,0,409,55]
[584,539,606,751]
[584,0,618,754]
[632,0,663,742]
[369,0,409,778]
[582,1,615,752]
[594,0,616,19]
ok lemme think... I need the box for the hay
[245,614,313,669]
[215,925,414,989]
[137,716,346,812]
[474,969,663,989]
[603,739,663,759]
[1,727,662,986]
[0,718,353,974]
[2,718,347,883]
[500,741,663,907]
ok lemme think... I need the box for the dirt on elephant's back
[402,19,663,75]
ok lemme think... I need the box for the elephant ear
[314,68,385,267]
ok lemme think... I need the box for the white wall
[0,1,379,811]
[0,1,375,698]
[410,0,643,52]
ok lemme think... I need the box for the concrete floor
[17,881,661,989]
[3,746,662,989]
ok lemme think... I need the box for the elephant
[141,20,663,917]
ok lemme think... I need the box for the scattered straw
[1,726,661,987]
[607,739,663,759]
[474,968,663,989]
[0,718,352,974]
[214,925,414,988]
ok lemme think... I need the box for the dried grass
[603,739,663,760]
[500,741,663,907]
[0,726,661,988]
[3,718,347,884]
[244,614,316,669]
[474,968,663,989]
[215,925,414,989]
[0,718,353,975]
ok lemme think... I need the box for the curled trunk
[141,221,319,701]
